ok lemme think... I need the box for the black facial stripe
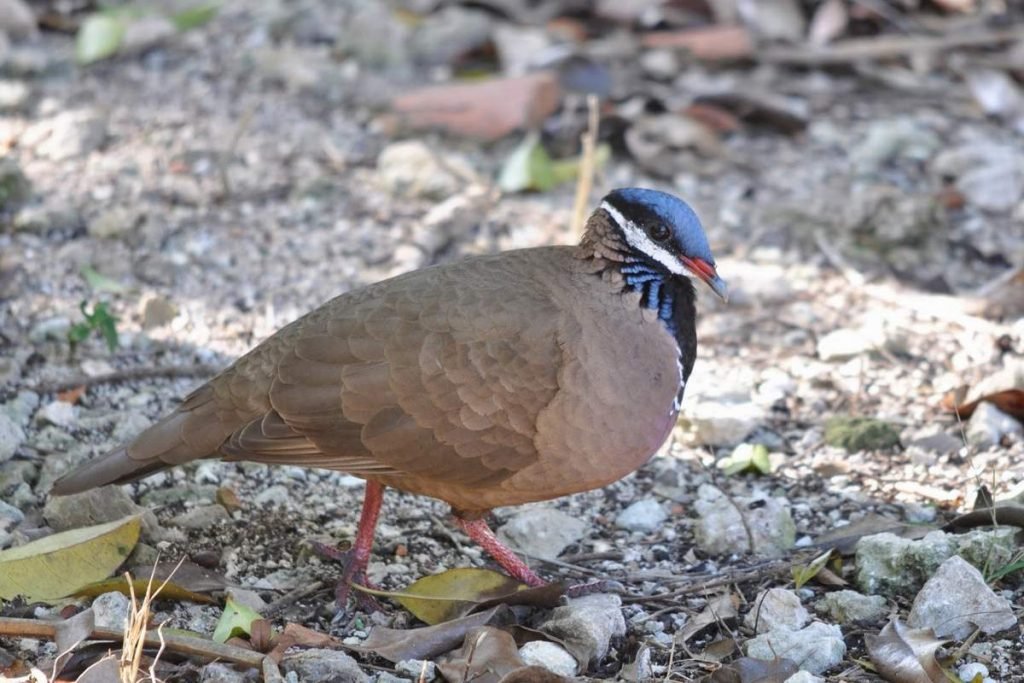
[604,197,681,256]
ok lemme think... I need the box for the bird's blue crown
[605,188,714,266]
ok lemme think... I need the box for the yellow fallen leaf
[0,515,141,602]
[74,576,216,604]
[355,567,528,625]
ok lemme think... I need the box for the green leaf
[171,2,220,31]
[717,443,772,476]
[213,596,263,643]
[72,300,120,352]
[81,265,127,294]
[792,549,833,589]
[497,132,555,193]
[549,143,611,185]
[76,14,126,65]
[0,516,142,602]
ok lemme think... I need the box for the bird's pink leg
[312,480,385,609]
[453,516,544,587]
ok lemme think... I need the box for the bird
[51,188,726,603]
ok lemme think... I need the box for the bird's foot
[311,541,381,614]
[453,516,545,587]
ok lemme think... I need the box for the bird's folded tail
[50,385,232,495]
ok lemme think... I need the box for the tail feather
[50,386,234,495]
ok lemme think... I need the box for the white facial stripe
[600,201,691,278]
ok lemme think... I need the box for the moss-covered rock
[824,416,901,451]
[0,157,30,211]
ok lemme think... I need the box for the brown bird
[52,188,726,600]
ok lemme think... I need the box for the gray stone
[394,659,434,680]
[376,674,411,683]
[909,556,1017,639]
[0,499,24,530]
[907,426,963,455]
[815,590,888,623]
[0,80,29,111]
[199,662,248,683]
[119,15,175,56]
[682,400,766,447]
[744,588,809,633]
[254,485,291,507]
[43,486,161,541]
[518,640,577,677]
[934,141,1024,213]
[92,591,131,631]
[168,504,230,529]
[855,531,956,597]
[1,391,39,427]
[966,402,1023,449]
[0,0,37,39]
[281,648,368,683]
[112,412,152,443]
[541,593,625,665]
[88,207,140,239]
[34,401,76,428]
[29,316,71,343]
[615,499,667,533]
[745,622,845,675]
[410,6,491,66]
[377,141,479,201]
[225,588,268,614]
[0,412,24,463]
[336,3,410,68]
[497,506,586,561]
[693,485,795,558]
[955,527,1018,571]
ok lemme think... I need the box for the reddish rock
[641,25,754,60]
[391,72,562,141]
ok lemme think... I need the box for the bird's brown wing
[52,251,567,494]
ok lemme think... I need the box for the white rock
[785,673,824,683]
[683,400,765,446]
[743,588,809,633]
[200,662,249,683]
[541,593,625,665]
[817,327,877,361]
[518,640,577,677]
[908,555,1017,639]
[815,590,888,623]
[0,412,24,463]
[0,0,37,39]
[745,622,845,675]
[615,499,667,533]
[34,401,76,428]
[958,662,992,683]
[377,141,479,200]
[966,402,1023,448]
[255,485,291,507]
[693,485,795,558]
[92,591,131,631]
[497,506,586,560]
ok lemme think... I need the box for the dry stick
[759,25,1024,66]
[262,580,328,619]
[0,617,266,668]
[570,94,600,241]
[32,363,219,395]
[620,559,794,604]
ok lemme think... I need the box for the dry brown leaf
[53,607,96,675]
[640,25,754,60]
[438,626,569,683]
[268,623,342,663]
[56,385,86,404]
[675,592,739,645]
[865,619,950,683]
[812,513,932,555]
[356,605,516,663]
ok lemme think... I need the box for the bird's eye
[648,224,671,242]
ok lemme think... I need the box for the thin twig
[0,617,267,668]
[32,363,219,395]
[262,580,328,619]
[570,94,600,241]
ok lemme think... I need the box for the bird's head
[599,188,727,301]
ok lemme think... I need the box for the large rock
[0,412,24,463]
[497,506,586,560]
[966,402,1023,449]
[694,485,795,557]
[908,556,1017,639]
[855,529,1018,597]
[281,648,368,683]
[745,622,845,675]
[681,400,766,446]
[43,486,161,541]
[541,593,625,666]
[744,588,809,633]
[517,640,577,677]
[815,590,888,624]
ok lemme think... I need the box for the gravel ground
[1,2,1023,681]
